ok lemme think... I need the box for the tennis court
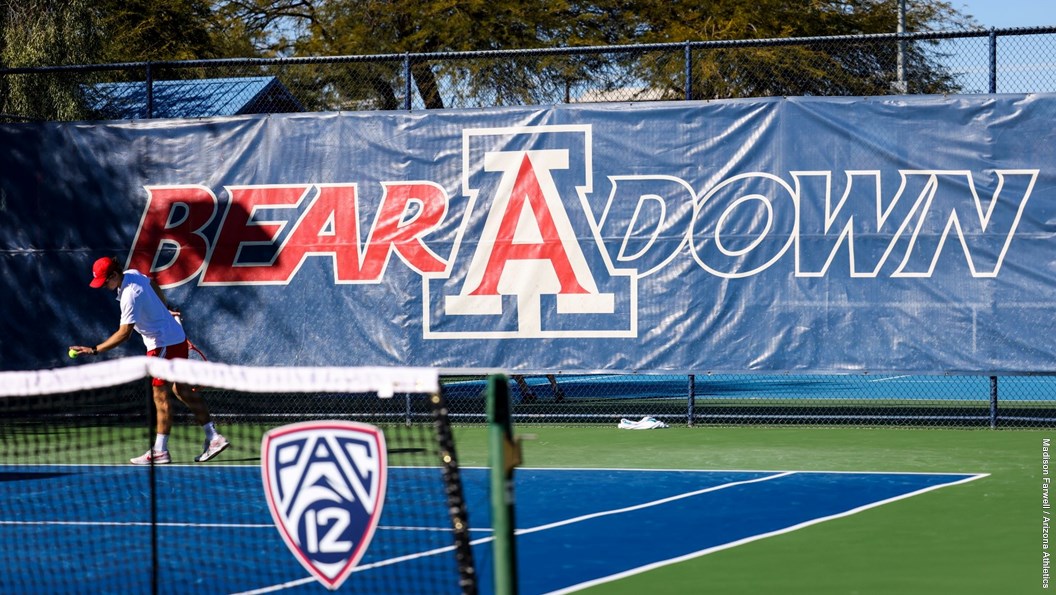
[465,425,1042,595]
[0,461,985,594]
[0,362,1047,594]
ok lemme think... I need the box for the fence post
[896,0,907,93]
[145,62,154,119]
[684,42,693,101]
[989,376,998,429]
[989,29,998,94]
[687,374,696,427]
[403,53,412,111]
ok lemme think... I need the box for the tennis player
[512,374,566,403]
[69,256,230,465]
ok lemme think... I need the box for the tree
[0,0,260,121]
[625,0,977,98]
[1,0,257,66]
[93,0,223,63]
[221,0,975,109]
[0,0,978,119]
[0,1,103,120]
[219,0,647,109]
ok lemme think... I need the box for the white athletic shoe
[195,435,230,462]
[130,450,171,465]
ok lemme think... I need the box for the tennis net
[0,357,476,594]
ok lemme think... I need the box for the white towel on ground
[618,416,669,430]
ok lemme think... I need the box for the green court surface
[452,426,1048,594]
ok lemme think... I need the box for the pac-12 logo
[261,421,387,590]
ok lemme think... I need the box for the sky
[953,1,1056,28]
[945,1,1056,93]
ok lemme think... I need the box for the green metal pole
[487,374,518,595]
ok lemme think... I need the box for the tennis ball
[68,348,79,359]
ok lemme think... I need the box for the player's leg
[172,382,211,426]
[513,375,537,402]
[130,380,174,465]
[171,376,230,463]
[153,383,174,434]
[546,374,566,402]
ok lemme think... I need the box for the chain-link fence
[2,26,1056,121]
[437,374,1056,428]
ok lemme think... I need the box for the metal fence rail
[2,26,1056,122]
[437,373,1056,428]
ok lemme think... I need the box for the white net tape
[0,357,439,398]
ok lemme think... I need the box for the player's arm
[150,278,169,309]
[70,323,134,356]
[149,277,182,317]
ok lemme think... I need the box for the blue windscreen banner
[2,95,1054,373]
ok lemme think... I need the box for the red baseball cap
[89,257,116,288]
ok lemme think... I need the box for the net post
[487,374,519,595]
[430,389,478,594]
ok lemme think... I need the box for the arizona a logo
[261,421,388,590]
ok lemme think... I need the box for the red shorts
[146,340,189,387]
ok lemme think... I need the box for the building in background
[84,76,303,120]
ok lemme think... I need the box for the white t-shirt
[116,269,185,351]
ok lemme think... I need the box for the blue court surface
[0,465,985,594]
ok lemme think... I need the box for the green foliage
[2,0,259,66]
[0,0,978,119]
[629,0,977,98]
[0,1,102,120]
[0,0,260,121]
[221,0,975,109]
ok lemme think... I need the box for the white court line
[868,374,914,382]
[0,464,444,468]
[230,539,471,595]
[515,471,794,536]
[866,375,969,383]
[0,520,275,528]
[513,466,981,475]
[229,471,793,595]
[5,466,987,594]
[545,472,989,595]
[0,520,491,533]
